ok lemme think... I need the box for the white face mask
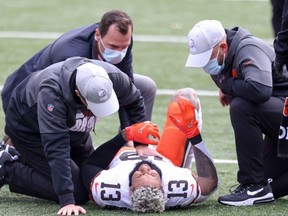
[202,47,225,75]
[99,38,128,64]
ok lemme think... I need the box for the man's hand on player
[169,96,200,138]
[135,145,163,157]
[123,121,160,145]
[57,204,86,216]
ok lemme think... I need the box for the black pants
[3,133,93,204]
[230,96,288,198]
[271,0,286,36]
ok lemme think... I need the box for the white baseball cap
[76,63,119,117]
[185,20,225,68]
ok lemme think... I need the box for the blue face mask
[202,48,225,75]
[100,38,128,64]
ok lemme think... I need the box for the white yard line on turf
[214,159,237,164]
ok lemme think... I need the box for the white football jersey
[90,147,201,209]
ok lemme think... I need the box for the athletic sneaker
[218,182,275,206]
[0,141,20,159]
[0,150,15,188]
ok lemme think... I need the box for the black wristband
[189,133,202,145]
[121,129,128,141]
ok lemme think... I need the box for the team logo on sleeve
[47,104,54,112]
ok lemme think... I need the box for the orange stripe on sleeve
[231,69,237,78]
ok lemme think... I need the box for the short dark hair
[99,10,133,37]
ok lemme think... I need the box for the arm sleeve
[220,78,272,104]
[189,139,218,203]
[220,45,273,103]
[38,88,75,206]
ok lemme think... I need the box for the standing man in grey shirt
[185,20,288,206]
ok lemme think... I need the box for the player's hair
[130,186,165,213]
[99,10,133,37]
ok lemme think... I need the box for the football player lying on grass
[81,88,219,213]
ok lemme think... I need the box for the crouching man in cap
[185,19,288,206]
[0,56,160,215]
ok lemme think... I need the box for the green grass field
[1,0,287,215]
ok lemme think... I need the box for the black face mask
[128,160,162,186]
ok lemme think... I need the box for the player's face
[130,163,162,190]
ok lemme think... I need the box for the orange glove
[169,96,200,138]
[124,121,160,145]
